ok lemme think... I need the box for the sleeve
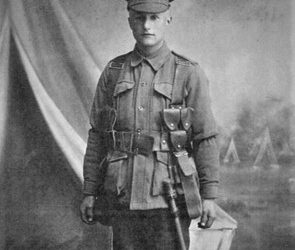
[185,64,220,199]
[83,68,110,196]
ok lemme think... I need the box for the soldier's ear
[165,10,172,25]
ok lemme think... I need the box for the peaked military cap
[127,0,174,13]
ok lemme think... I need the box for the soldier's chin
[138,39,157,47]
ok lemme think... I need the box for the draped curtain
[0,0,9,171]
[0,1,110,248]
[8,0,103,180]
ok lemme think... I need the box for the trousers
[111,209,191,250]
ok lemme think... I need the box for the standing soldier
[80,0,220,249]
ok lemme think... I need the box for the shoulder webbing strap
[170,57,203,219]
[171,59,191,106]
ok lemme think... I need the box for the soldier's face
[128,10,171,49]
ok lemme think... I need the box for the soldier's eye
[134,16,144,22]
[150,15,159,21]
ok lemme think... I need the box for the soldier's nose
[143,19,152,30]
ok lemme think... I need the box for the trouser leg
[112,215,142,250]
[145,209,190,250]
[111,209,190,250]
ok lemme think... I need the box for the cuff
[200,183,218,199]
[83,180,98,196]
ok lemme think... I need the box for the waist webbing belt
[107,131,155,156]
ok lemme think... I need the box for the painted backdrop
[0,0,294,249]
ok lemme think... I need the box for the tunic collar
[131,42,171,71]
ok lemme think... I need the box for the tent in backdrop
[252,128,279,169]
[223,138,240,165]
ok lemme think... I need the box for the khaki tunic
[83,42,219,210]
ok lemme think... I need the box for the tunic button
[177,144,181,149]
[137,128,142,133]
[138,106,144,111]
[162,140,166,144]
[170,123,174,127]
[185,122,189,126]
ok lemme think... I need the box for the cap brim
[129,3,169,13]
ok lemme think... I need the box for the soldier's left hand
[199,199,216,229]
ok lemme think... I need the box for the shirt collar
[131,42,171,71]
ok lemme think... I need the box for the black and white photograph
[0,0,294,249]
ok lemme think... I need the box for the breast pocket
[113,81,135,129]
[103,151,129,196]
[152,82,173,130]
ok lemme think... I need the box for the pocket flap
[113,81,134,97]
[170,130,187,151]
[181,107,194,131]
[107,151,128,162]
[163,108,180,131]
[154,82,172,100]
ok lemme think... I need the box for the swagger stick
[163,177,187,250]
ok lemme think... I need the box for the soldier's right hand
[80,195,96,224]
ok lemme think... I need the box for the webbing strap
[179,173,202,219]
[175,153,202,219]
[171,58,191,106]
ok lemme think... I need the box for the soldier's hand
[80,195,96,224]
[199,199,216,229]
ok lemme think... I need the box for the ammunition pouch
[170,130,188,152]
[163,108,180,131]
[180,107,193,131]
[162,107,202,219]
[163,107,194,132]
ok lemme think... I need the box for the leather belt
[110,131,154,156]
[102,130,171,152]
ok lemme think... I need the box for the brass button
[162,140,166,144]
[138,106,144,111]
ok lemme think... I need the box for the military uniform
[82,0,219,249]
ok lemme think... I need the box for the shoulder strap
[172,51,198,65]
[171,53,194,106]
[107,53,128,78]
[107,51,134,82]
